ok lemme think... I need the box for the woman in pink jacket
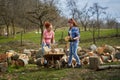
[42,21,55,55]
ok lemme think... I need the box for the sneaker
[74,64,81,68]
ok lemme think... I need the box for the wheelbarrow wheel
[55,60,61,69]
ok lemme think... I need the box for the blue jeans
[42,43,50,55]
[68,42,81,65]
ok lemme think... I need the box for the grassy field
[0,28,120,52]
[0,28,120,43]
[1,63,120,80]
[0,28,120,48]
[0,28,120,80]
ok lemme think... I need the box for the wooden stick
[96,65,120,71]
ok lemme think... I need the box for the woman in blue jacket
[67,18,81,68]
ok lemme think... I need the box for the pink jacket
[43,29,54,44]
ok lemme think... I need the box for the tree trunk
[39,19,44,45]
[0,27,2,36]
[61,31,64,39]
[84,26,87,31]
[40,30,43,45]
[6,24,9,37]
[98,26,100,38]
[23,26,27,33]
[20,31,23,46]
[2,16,10,37]
[93,25,96,44]
[40,24,43,45]
[97,12,100,38]
[37,26,40,33]
[116,23,119,37]
[81,21,87,31]
[12,20,15,36]
[93,30,96,44]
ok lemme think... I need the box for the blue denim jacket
[68,27,80,42]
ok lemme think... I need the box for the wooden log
[100,55,111,62]
[82,57,89,65]
[6,50,16,59]
[89,56,100,70]
[43,46,51,55]
[96,47,104,55]
[90,44,97,51]
[50,44,58,49]
[104,45,115,54]
[54,60,61,69]
[0,62,8,72]
[115,51,120,59]
[36,58,46,67]
[23,49,32,57]
[79,54,89,59]
[60,55,68,68]
[28,57,36,64]
[97,65,110,70]
[77,46,82,54]
[35,49,42,58]
[15,58,28,67]
[0,54,7,62]
[114,46,120,50]
[19,54,29,61]
[11,54,19,60]
[96,65,120,71]
[110,65,120,69]
[64,36,70,42]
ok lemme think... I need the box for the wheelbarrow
[43,52,64,69]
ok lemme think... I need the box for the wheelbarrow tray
[43,54,64,61]
[43,53,65,69]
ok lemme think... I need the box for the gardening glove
[68,37,76,42]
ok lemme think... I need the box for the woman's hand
[69,38,76,42]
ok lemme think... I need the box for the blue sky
[57,0,120,21]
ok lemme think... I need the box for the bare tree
[0,0,11,36]
[9,0,19,36]
[0,0,66,40]
[27,1,60,44]
[105,15,117,29]
[0,0,40,36]
[53,16,67,32]
[66,1,92,31]
[89,20,98,44]
[115,22,119,37]
[66,0,78,18]
[76,4,91,31]
[89,3,107,38]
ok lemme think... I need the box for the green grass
[0,28,120,47]
[1,63,120,80]
[4,64,69,80]
[0,28,120,80]
[80,29,119,40]
[80,37,120,48]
